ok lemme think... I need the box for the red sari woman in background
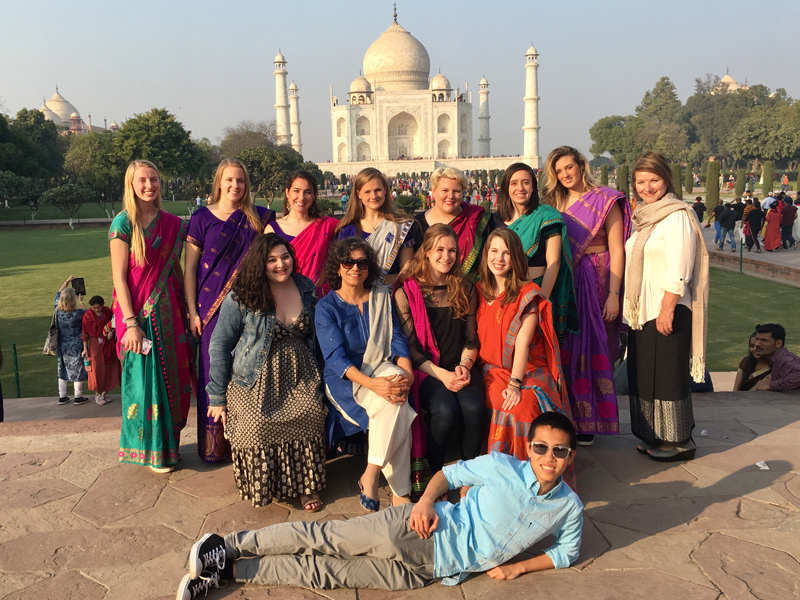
[81,295,121,405]
[476,229,575,488]
[764,204,782,251]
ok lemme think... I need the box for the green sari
[509,204,579,339]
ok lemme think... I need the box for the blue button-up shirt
[432,452,583,585]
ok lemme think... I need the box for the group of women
[108,147,708,511]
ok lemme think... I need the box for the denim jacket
[206,273,319,406]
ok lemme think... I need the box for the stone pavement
[1,386,799,600]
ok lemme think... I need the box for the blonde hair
[430,166,468,192]
[542,145,596,211]
[57,287,77,312]
[396,224,470,319]
[335,167,407,236]
[209,159,262,232]
[122,160,163,267]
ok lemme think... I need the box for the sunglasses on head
[530,442,572,459]
[341,258,370,270]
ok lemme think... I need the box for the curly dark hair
[231,233,296,312]
[324,237,380,290]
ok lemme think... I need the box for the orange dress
[477,281,575,487]
[764,208,782,251]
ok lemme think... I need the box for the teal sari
[509,204,579,339]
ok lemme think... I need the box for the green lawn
[0,198,284,222]
[1,226,798,398]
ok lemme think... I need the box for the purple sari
[560,187,631,435]
[186,206,275,462]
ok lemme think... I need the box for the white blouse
[623,210,695,325]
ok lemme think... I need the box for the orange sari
[477,282,574,465]
[764,208,782,251]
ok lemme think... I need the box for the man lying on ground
[177,411,583,597]
[753,323,800,392]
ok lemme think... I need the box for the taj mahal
[272,7,541,177]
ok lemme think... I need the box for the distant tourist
[54,279,88,405]
[780,197,797,249]
[743,199,765,253]
[716,203,738,252]
[81,295,121,405]
[751,324,800,392]
[764,202,782,251]
[707,199,724,244]
[692,196,706,222]
[733,332,771,391]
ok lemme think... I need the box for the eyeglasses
[341,258,370,270]
[530,442,573,459]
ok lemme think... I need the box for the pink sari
[292,216,338,295]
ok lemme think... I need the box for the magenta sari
[398,278,436,499]
[110,211,196,468]
[292,216,338,296]
[560,187,631,435]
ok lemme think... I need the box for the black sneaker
[73,396,89,405]
[189,533,227,579]
[176,571,223,600]
[58,397,69,405]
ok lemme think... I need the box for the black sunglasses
[341,258,370,270]
[530,442,572,459]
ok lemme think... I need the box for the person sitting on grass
[176,411,583,597]
[752,324,800,392]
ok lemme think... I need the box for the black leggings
[419,367,485,472]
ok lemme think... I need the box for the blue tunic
[54,292,88,382]
[315,289,410,443]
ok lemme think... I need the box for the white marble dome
[349,75,372,93]
[45,89,80,124]
[39,102,63,126]
[526,44,538,56]
[430,72,451,90]
[274,51,286,63]
[363,19,430,91]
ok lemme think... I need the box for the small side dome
[70,111,80,118]
[349,75,372,93]
[526,44,538,56]
[289,81,298,90]
[274,50,286,63]
[430,72,451,91]
[479,77,489,86]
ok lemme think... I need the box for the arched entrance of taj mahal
[387,112,420,159]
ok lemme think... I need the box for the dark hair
[231,233,296,312]
[527,411,577,450]
[283,170,322,218]
[324,237,380,290]
[755,323,786,343]
[497,162,539,222]
[739,332,759,386]
[695,196,703,201]
[88,295,105,307]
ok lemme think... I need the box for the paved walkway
[1,383,799,600]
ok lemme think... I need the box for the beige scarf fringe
[624,193,709,383]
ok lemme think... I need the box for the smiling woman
[184,158,276,464]
[206,233,327,511]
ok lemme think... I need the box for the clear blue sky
[2,0,798,163]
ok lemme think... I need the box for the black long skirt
[628,304,694,445]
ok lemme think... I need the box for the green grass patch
[1,227,797,398]
[0,197,284,222]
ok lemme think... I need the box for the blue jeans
[713,221,721,243]
[719,227,736,250]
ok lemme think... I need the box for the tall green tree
[600,165,608,186]
[219,120,277,158]
[238,144,305,201]
[670,164,683,199]
[684,165,694,195]
[111,108,203,179]
[10,108,65,179]
[706,161,720,206]
[762,161,775,196]
[616,165,629,199]
[636,76,685,125]
[41,183,92,228]
[734,168,746,197]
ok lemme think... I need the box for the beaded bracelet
[609,290,620,295]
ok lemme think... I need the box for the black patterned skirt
[224,313,327,506]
